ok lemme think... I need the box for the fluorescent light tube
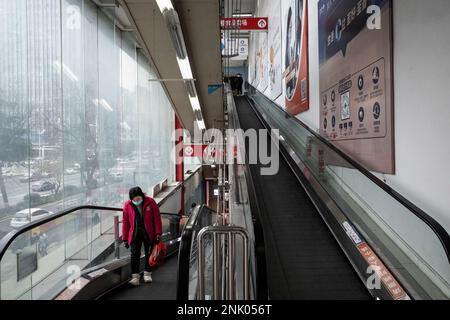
[54,61,79,82]
[121,122,131,131]
[186,80,196,97]
[99,99,113,112]
[197,120,206,131]
[189,96,201,112]
[93,98,113,112]
[177,57,193,80]
[156,0,173,12]
[165,11,187,59]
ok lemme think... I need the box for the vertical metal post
[175,115,185,231]
[197,226,251,301]
[114,216,120,259]
[222,233,227,300]
[228,232,235,300]
[213,232,220,300]
[243,233,249,300]
[198,234,205,299]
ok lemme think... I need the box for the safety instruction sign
[318,0,395,174]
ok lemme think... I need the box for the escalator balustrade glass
[246,85,450,299]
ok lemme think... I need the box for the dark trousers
[130,232,152,274]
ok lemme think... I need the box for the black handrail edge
[246,83,450,264]
[0,205,180,261]
[0,167,203,262]
[177,204,216,300]
[0,205,118,261]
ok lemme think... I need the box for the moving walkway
[227,85,450,300]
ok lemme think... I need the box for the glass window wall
[0,0,175,241]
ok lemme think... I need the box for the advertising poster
[258,32,269,92]
[252,33,261,88]
[238,38,249,58]
[282,0,309,115]
[268,0,283,100]
[248,34,256,85]
[222,37,248,58]
[318,0,395,174]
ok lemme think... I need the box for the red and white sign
[183,144,208,158]
[357,242,409,300]
[220,17,268,31]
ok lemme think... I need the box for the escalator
[100,254,179,300]
[0,197,214,300]
[231,85,450,300]
[235,96,371,300]
[99,205,216,301]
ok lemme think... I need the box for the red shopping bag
[149,241,167,268]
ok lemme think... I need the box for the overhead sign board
[220,17,268,31]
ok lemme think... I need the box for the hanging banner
[220,17,268,31]
[248,34,256,85]
[258,32,269,92]
[251,33,261,88]
[282,0,310,116]
[238,38,249,57]
[222,38,248,59]
[318,0,395,174]
[268,0,283,100]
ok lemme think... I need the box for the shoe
[143,271,152,283]
[129,273,140,286]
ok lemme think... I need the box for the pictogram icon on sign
[184,146,194,157]
[258,19,267,29]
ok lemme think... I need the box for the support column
[175,115,184,183]
[175,115,185,227]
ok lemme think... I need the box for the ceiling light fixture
[156,0,206,130]
[155,0,174,12]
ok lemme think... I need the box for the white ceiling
[118,0,224,133]
[224,0,256,16]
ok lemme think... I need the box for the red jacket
[122,196,162,245]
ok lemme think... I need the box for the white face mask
[132,199,143,206]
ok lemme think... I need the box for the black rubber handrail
[0,205,180,261]
[0,167,203,262]
[246,84,450,264]
[176,205,202,300]
[176,205,215,300]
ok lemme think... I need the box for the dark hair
[191,203,197,208]
[129,186,145,200]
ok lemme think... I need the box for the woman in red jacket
[122,187,162,286]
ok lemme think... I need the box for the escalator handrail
[0,204,179,261]
[176,205,214,300]
[246,83,450,264]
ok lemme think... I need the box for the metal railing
[197,225,250,300]
[0,205,182,300]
